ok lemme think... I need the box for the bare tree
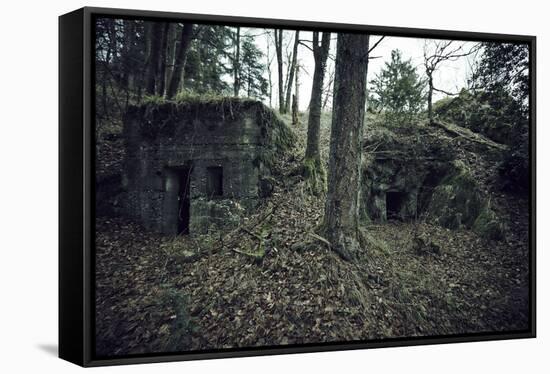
[423,40,480,123]
[119,21,136,96]
[145,22,165,95]
[233,27,241,97]
[274,29,284,113]
[166,24,194,100]
[324,33,370,261]
[295,61,300,110]
[265,31,275,107]
[303,32,331,194]
[156,23,170,96]
[292,61,301,126]
[164,23,178,93]
[283,31,300,113]
[322,64,335,110]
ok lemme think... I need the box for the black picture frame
[59,6,536,367]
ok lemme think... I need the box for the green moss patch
[302,157,327,196]
[428,161,484,229]
[472,205,504,241]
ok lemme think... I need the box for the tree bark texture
[427,75,433,123]
[274,29,284,113]
[145,22,164,95]
[166,24,194,100]
[156,23,170,96]
[283,31,300,113]
[292,94,299,126]
[305,32,331,165]
[324,33,370,261]
[233,27,241,97]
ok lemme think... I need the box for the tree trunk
[266,43,273,107]
[101,27,113,119]
[305,32,330,164]
[322,68,334,110]
[120,21,134,90]
[324,33,370,261]
[165,23,178,94]
[292,94,299,126]
[303,32,331,195]
[145,22,164,95]
[156,23,170,96]
[233,27,241,97]
[295,61,300,112]
[283,31,300,113]
[166,24,194,100]
[427,75,433,123]
[274,29,284,113]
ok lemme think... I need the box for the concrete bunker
[122,98,293,235]
[361,122,504,239]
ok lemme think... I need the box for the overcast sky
[243,28,481,111]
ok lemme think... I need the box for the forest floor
[95,113,530,356]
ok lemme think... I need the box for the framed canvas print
[59,6,536,367]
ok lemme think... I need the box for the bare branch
[432,86,459,96]
[298,40,314,53]
[368,36,386,54]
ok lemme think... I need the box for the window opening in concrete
[206,166,223,198]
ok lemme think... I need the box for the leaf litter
[95,114,529,356]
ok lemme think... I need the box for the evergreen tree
[471,42,530,192]
[369,49,426,124]
[239,37,268,99]
[472,42,529,113]
[183,25,233,95]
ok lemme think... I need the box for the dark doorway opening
[206,166,223,198]
[386,191,405,220]
[177,168,192,235]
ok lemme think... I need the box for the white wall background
[0,0,546,372]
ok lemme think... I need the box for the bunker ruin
[121,98,292,235]
[360,121,504,240]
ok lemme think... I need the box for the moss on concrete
[472,205,504,241]
[428,160,484,229]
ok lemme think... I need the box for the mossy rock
[427,161,484,229]
[472,205,504,241]
[427,161,504,240]
[433,88,521,145]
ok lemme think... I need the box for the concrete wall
[122,100,283,235]
[362,157,426,222]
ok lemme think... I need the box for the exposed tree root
[302,157,326,196]
[432,120,508,151]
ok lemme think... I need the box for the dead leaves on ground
[95,117,529,356]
